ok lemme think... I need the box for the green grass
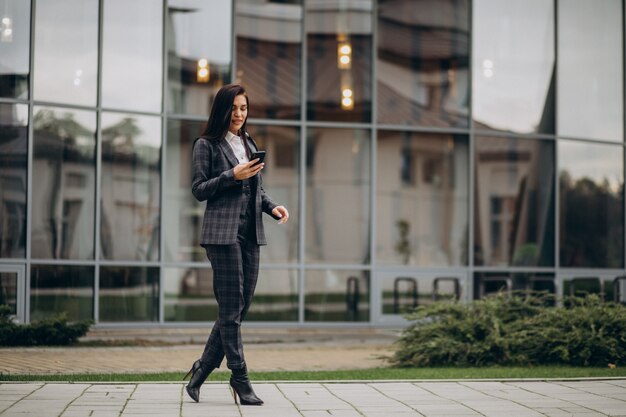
[2,366,625,382]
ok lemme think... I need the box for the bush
[0,305,92,346]
[391,293,626,367]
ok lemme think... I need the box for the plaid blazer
[191,134,278,245]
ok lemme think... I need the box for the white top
[225,131,249,164]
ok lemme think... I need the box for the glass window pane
[305,269,369,322]
[251,125,299,263]
[473,0,555,134]
[0,272,18,314]
[0,0,30,99]
[380,274,465,315]
[0,103,28,258]
[99,266,159,322]
[558,0,623,142]
[559,140,624,268]
[101,113,161,261]
[306,128,370,264]
[306,1,372,122]
[34,0,98,106]
[377,0,469,128]
[31,106,96,259]
[164,118,204,262]
[235,0,302,120]
[167,0,231,116]
[376,132,469,266]
[30,265,94,322]
[164,267,217,321]
[102,0,163,112]
[474,136,555,266]
[246,269,298,321]
[474,272,555,300]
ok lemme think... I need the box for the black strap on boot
[229,365,263,406]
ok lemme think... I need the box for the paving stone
[0,380,625,416]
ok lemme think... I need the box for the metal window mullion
[93,0,105,324]
[298,0,307,324]
[555,0,562,300]
[25,0,36,324]
[622,0,626,275]
[231,0,236,83]
[370,0,378,323]
[159,0,168,324]
[467,0,475,301]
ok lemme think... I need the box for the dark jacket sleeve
[191,138,239,202]
[260,182,279,218]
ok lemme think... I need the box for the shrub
[0,305,92,346]
[391,293,626,367]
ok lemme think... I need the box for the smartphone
[250,150,266,166]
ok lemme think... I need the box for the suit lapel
[217,138,240,168]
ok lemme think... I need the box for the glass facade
[1,0,625,325]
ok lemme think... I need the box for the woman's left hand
[272,206,289,224]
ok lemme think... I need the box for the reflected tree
[560,172,624,268]
[33,109,94,259]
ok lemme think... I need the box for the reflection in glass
[305,270,369,322]
[473,272,555,300]
[31,107,96,259]
[0,272,17,314]
[247,269,298,321]
[376,132,468,266]
[167,0,231,116]
[235,0,302,120]
[34,0,98,106]
[251,125,299,263]
[377,0,469,128]
[30,265,94,321]
[474,136,555,267]
[306,128,370,264]
[559,141,624,268]
[558,0,623,142]
[164,118,205,262]
[381,275,464,315]
[306,1,372,122]
[473,0,554,133]
[164,267,216,321]
[102,0,163,112]
[561,276,626,304]
[0,103,28,258]
[99,266,159,322]
[101,113,161,261]
[0,0,30,98]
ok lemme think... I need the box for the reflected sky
[102,0,163,112]
[169,0,230,63]
[473,0,554,133]
[34,0,98,106]
[557,0,623,142]
[559,140,623,192]
[0,0,29,74]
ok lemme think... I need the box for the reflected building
[0,0,625,326]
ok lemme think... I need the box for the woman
[185,84,289,406]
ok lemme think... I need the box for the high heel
[183,359,213,403]
[230,386,239,405]
[230,365,263,406]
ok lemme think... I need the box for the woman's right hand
[233,159,264,180]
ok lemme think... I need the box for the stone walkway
[1,380,626,416]
[0,343,392,374]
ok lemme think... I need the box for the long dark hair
[200,84,249,141]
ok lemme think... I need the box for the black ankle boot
[230,365,263,406]
[183,359,213,402]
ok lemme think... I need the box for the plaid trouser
[200,182,259,370]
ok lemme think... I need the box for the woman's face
[229,94,248,134]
